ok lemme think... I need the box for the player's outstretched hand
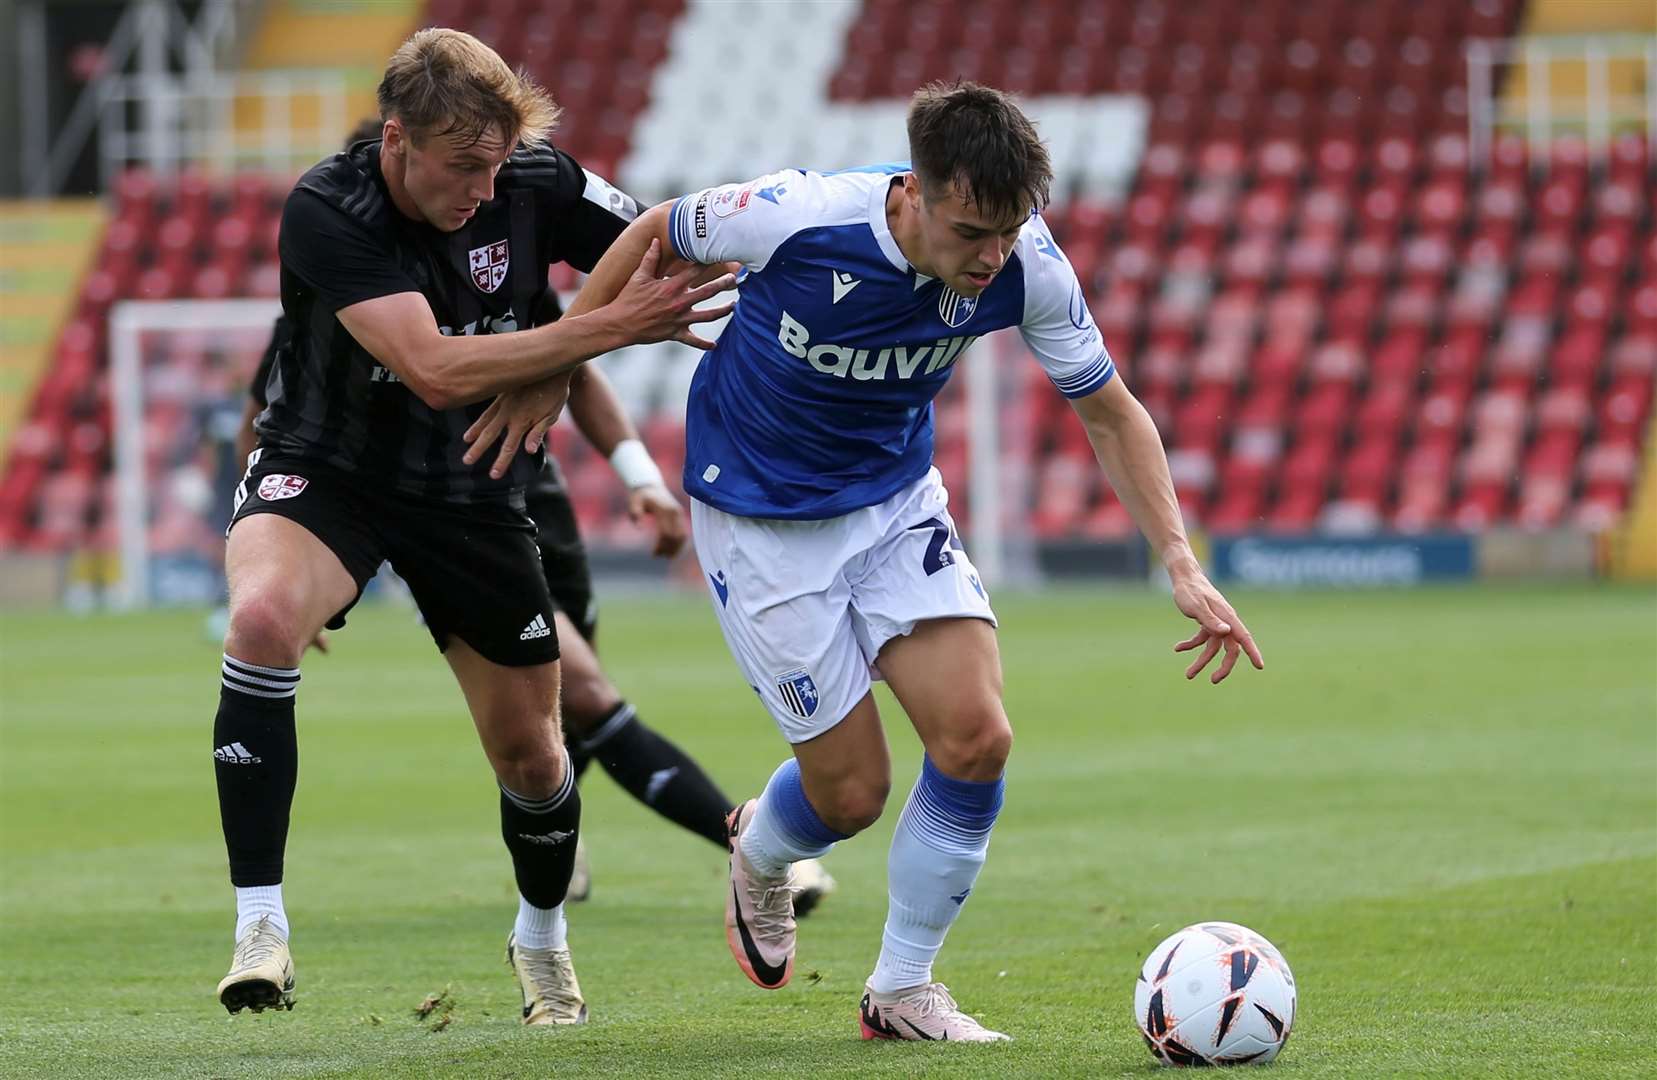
[462,373,573,479]
[627,483,688,558]
[614,239,738,349]
[1170,572,1263,684]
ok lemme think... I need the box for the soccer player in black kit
[240,302,836,909]
[211,29,735,1024]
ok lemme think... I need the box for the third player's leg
[554,611,735,849]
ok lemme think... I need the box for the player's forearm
[417,310,631,408]
[339,292,630,409]
[1080,397,1202,577]
[566,365,639,456]
[565,203,674,320]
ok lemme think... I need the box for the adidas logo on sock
[213,742,262,765]
[517,829,574,846]
[519,614,552,641]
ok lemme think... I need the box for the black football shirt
[262,139,636,503]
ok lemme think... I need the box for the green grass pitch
[2,583,1653,1078]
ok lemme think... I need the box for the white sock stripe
[500,756,574,813]
[220,663,301,692]
[578,704,636,751]
[221,674,297,699]
[222,655,301,681]
[900,785,996,853]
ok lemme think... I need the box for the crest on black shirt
[468,239,510,293]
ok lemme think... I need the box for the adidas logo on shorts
[519,614,552,641]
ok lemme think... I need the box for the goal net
[108,299,282,610]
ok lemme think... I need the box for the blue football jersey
[668,165,1115,520]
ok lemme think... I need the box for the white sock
[234,884,288,942]
[739,759,845,879]
[869,758,1004,994]
[514,895,567,950]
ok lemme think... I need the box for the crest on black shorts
[256,474,308,501]
[469,240,509,293]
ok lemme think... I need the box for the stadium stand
[1,0,1652,557]
[820,0,1652,537]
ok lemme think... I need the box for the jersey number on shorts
[912,517,962,577]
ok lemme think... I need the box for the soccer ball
[1133,921,1296,1067]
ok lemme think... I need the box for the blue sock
[870,755,1004,993]
[739,759,848,879]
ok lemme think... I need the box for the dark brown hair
[377,28,560,149]
[907,80,1052,225]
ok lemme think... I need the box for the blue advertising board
[1210,534,1476,587]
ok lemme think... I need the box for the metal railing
[26,0,344,193]
[94,68,349,185]
[1467,33,1657,168]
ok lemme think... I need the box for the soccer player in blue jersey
[465,81,1263,1041]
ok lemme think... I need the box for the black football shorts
[227,450,559,666]
[526,488,598,645]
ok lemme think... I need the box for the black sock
[500,760,582,908]
[214,655,300,887]
[564,736,594,784]
[580,703,732,848]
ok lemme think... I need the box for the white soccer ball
[1133,921,1296,1067]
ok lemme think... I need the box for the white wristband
[608,438,665,489]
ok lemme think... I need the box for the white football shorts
[690,467,997,743]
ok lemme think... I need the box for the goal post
[108,298,281,610]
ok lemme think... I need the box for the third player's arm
[1071,377,1265,681]
[565,364,640,455]
[566,364,688,557]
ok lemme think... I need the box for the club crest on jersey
[775,668,819,719]
[938,287,978,328]
[468,239,509,293]
[256,474,308,501]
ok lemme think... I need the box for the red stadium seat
[1313,137,1361,186]
[1354,382,1416,440]
[1629,283,1657,337]
[1341,437,1399,500]
[1610,336,1657,381]
[1551,326,1606,387]
[1172,386,1233,452]
[1598,382,1653,444]
[1609,132,1649,181]
[1294,384,1353,440]
[1267,490,1326,532]
[1581,442,1639,487]
[1534,387,1591,435]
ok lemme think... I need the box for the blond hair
[377,28,560,149]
